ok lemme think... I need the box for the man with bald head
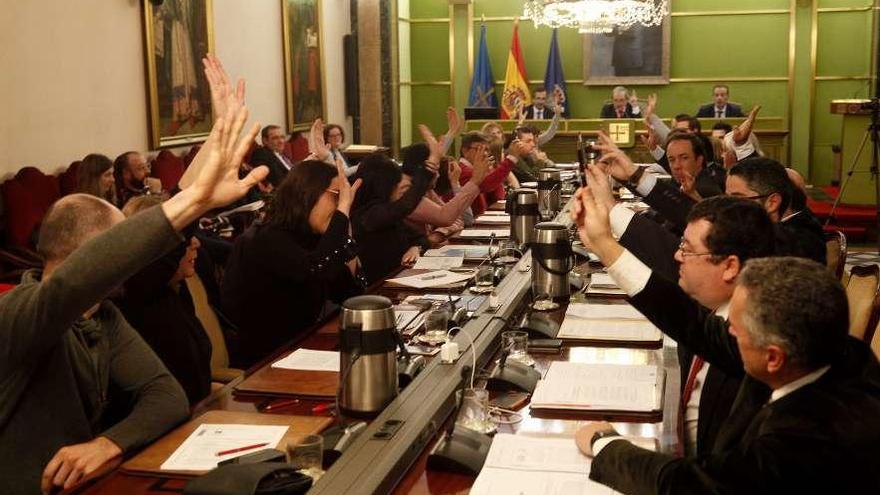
[0,98,268,495]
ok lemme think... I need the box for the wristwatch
[590,428,621,449]
[626,166,647,188]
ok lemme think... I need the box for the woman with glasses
[221,160,365,367]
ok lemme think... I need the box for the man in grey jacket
[0,94,267,494]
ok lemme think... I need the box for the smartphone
[405,344,441,356]
[529,338,563,353]
[489,392,530,410]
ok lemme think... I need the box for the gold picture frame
[142,0,215,149]
[582,14,671,86]
[282,0,327,131]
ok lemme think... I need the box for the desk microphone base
[426,425,492,476]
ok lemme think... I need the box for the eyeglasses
[677,238,714,258]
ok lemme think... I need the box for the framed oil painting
[582,15,671,86]
[282,0,326,130]
[143,0,215,148]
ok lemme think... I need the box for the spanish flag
[500,20,531,119]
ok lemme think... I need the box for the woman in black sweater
[222,160,364,367]
[351,126,442,283]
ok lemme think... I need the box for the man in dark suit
[523,87,555,120]
[601,186,775,456]
[600,86,641,118]
[695,84,745,118]
[571,182,880,494]
[249,125,294,187]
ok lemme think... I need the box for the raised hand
[596,150,638,184]
[629,89,640,108]
[335,155,362,216]
[202,54,245,119]
[571,182,623,266]
[640,121,659,151]
[644,93,657,119]
[679,170,702,202]
[733,105,761,145]
[162,102,268,230]
[508,138,535,159]
[309,118,331,160]
[418,124,443,167]
[445,106,463,137]
[470,144,491,184]
[448,159,462,185]
[583,163,616,211]
[593,130,623,156]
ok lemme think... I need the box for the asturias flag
[543,28,569,118]
[501,20,531,119]
[468,24,498,108]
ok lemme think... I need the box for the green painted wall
[400,0,877,184]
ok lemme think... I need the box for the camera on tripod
[859,98,880,112]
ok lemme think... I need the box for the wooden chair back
[825,230,847,281]
[846,264,880,341]
[185,274,243,383]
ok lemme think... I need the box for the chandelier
[523,0,668,34]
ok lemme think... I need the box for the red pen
[216,442,270,457]
[262,398,300,412]
[311,402,334,414]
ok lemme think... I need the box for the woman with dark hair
[351,125,441,283]
[75,153,117,204]
[401,142,487,243]
[221,160,364,367]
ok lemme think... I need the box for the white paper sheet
[557,316,662,342]
[271,348,340,372]
[565,302,646,321]
[480,210,509,216]
[457,229,510,238]
[424,245,491,259]
[474,214,511,224]
[471,434,619,495]
[531,362,660,412]
[160,424,289,471]
[386,270,474,289]
[412,256,464,270]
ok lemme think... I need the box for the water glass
[287,434,324,480]
[456,388,495,434]
[501,330,534,366]
[422,304,450,343]
[475,265,495,288]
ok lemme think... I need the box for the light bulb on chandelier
[523,0,668,33]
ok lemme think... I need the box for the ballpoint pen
[216,442,269,457]
[419,273,445,281]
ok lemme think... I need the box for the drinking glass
[422,304,450,344]
[456,388,495,434]
[287,434,324,480]
[475,265,495,288]
[501,330,534,366]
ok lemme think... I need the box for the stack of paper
[412,256,464,270]
[531,362,661,412]
[423,244,491,259]
[457,228,509,238]
[271,349,339,372]
[474,214,511,224]
[586,273,626,295]
[470,434,620,495]
[386,270,474,289]
[160,424,289,471]
[557,302,662,344]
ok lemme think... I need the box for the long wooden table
[77,197,681,495]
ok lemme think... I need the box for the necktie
[716,109,723,118]
[617,109,623,118]
[677,355,705,454]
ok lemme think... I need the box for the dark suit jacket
[778,209,827,265]
[523,105,554,120]
[618,214,739,455]
[601,103,639,119]
[249,147,291,187]
[695,103,745,118]
[590,273,880,494]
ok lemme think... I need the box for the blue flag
[468,24,497,108]
[543,29,569,117]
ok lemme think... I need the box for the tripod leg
[826,130,872,226]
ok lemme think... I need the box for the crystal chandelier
[523,0,668,34]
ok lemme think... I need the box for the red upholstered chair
[58,161,81,196]
[0,283,15,294]
[1,167,60,248]
[286,132,310,163]
[183,145,201,168]
[151,150,185,192]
